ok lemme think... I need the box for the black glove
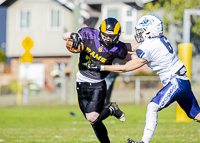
[86,60,102,72]
[70,33,82,50]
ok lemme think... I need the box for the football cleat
[109,102,126,122]
[127,138,144,143]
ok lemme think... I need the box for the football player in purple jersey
[62,17,140,143]
[86,14,200,143]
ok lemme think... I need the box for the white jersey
[136,35,189,85]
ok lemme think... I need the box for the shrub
[1,81,18,94]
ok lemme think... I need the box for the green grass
[0,103,199,143]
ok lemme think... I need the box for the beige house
[4,0,76,88]
[2,0,153,88]
[85,0,154,43]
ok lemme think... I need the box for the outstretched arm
[103,55,147,72]
[62,32,72,40]
[86,55,147,72]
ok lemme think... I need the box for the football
[66,38,85,53]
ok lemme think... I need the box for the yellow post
[16,58,23,105]
[176,43,192,122]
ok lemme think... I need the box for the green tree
[143,0,200,38]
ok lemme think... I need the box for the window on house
[48,8,61,30]
[107,9,118,18]
[19,9,31,31]
[126,21,132,35]
[102,5,119,22]
[127,9,132,16]
[122,6,137,39]
[51,9,60,28]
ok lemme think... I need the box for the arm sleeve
[78,28,87,42]
[78,27,99,43]
[136,48,150,62]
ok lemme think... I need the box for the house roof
[0,0,16,6]
[0,0,155,18]
[84,0,154,5]
[0,0,155,7]
[0,0,155,5]
[0,0,5,5]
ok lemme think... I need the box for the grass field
[0,103,200,143]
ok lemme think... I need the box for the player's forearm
[130,43,141,52]
[103,57,147,72]
[103,62,138,72]
[126,43,140,52]
[103,64,127,72]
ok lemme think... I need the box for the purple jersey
[78,27,127,79]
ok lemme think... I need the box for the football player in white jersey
[86,14,200,143]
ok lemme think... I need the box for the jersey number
[160,36,173,53]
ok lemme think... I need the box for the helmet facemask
[135,28,145,43]
[100,32,120,48]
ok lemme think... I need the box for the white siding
[6,0,74,57]
[101,3,137,43]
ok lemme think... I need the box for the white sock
[141,102,159,143]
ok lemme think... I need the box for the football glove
[70,33,82,50]
[86,60,103,71]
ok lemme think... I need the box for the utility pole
[68,0,81,105]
